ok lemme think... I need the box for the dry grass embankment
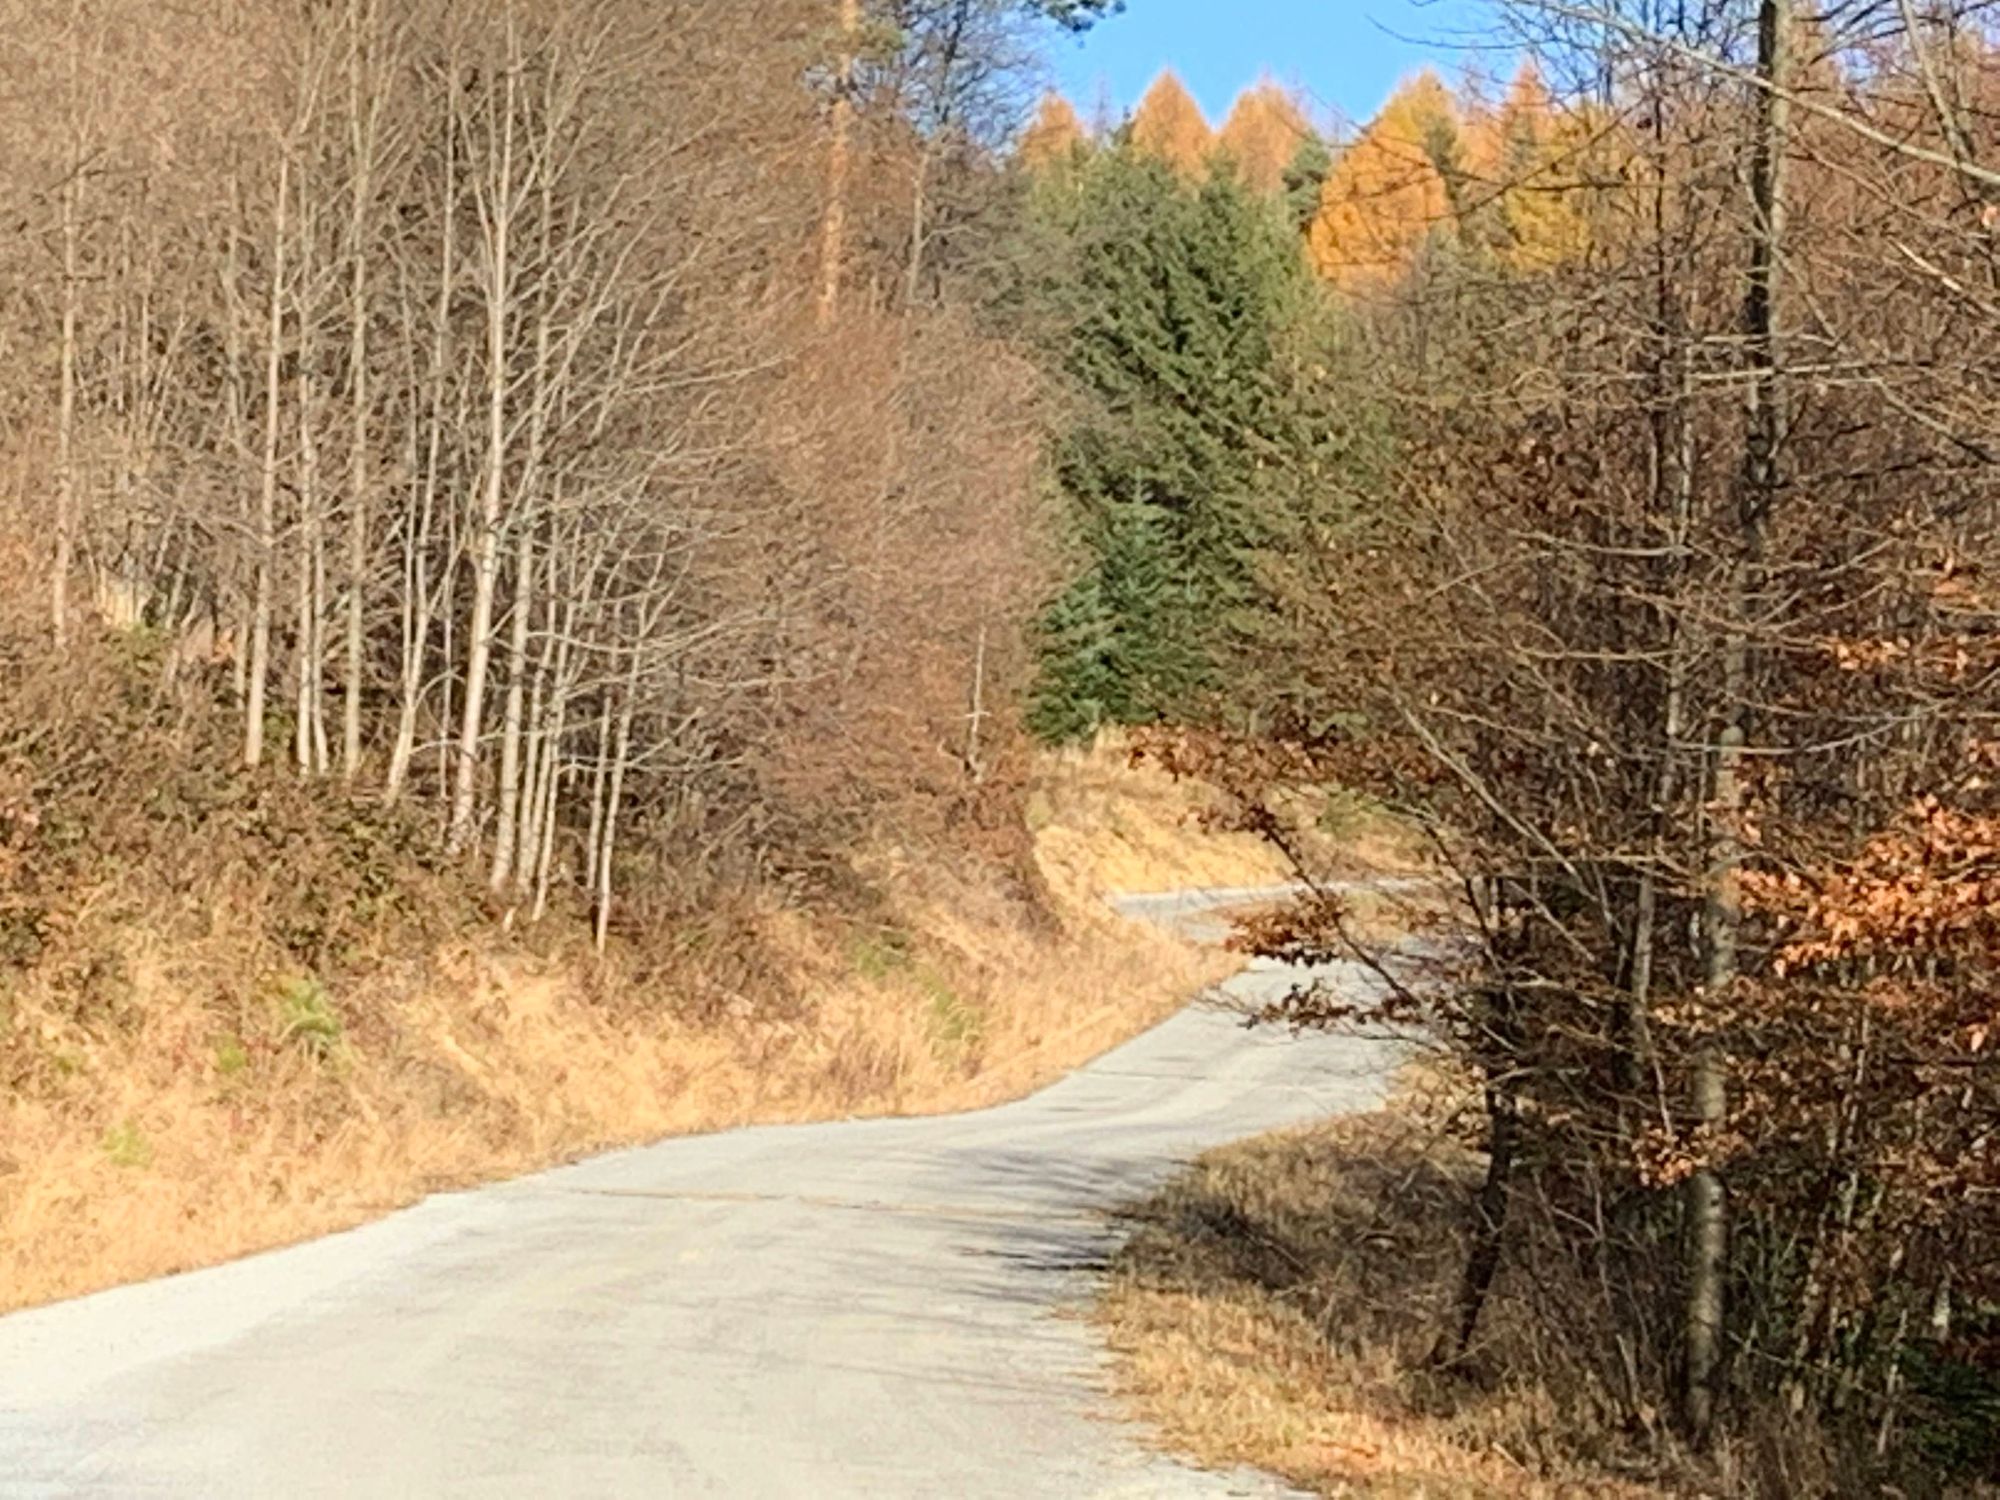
[1028,731,1297,904]
[0,715,1251,1315]
[1097,1086,1682,1500]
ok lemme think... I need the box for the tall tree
[1129,69,1213,178]
[1019,91,1087,170]
[1216,79,1315,197]
[1025,141,1331,738]
[1687,0,1792,1445]
[1308,70,1461,287]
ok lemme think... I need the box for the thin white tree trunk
[294,157,329,778]
[246,149,292,769]
[583,691,612,913]
[446,37,520,855]
[296,292,325,776]
[514,553,563,894]
[341,0,376,782]
[385,96,457,804]
[593,671,637,956]
[224,171,251,702]
[53,165,80,650]
[530,746,563,923]
[490,170,559,889]
[528,650,570,921]
[489,518,535,887]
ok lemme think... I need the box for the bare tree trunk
[1438,1079,1518,1365]
[1687,0,1791,1445]
[53,162,81,651]
[384,365,432,802]
[530,738,564,922]
[1688,719,1741,1440]
[528,617,572,921]
[489,517,535,888]
[584,690,611,886]
[816,0,859,324]
[341,0,378,782]
[515,619,549,893]
[246,148,292,769]
[224,169,252,702]
[295,163,328,777]
[593,666,637,956]
[438,483,458,809]
[514,548,563,894]
[295,346,325,774]
[1623,61,1690,1116]
[447,32,520,855]
[311,473,332,773]
[385,90,457,804]
[1630,410,1695,1136]
[490,176,557,890]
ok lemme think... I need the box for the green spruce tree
[1025,136,1330,740]
[1282,135,1333,235]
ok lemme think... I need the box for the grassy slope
[1096,1099,1680,1500]
[1028,735,1295,903]
[1,722,1275,1313]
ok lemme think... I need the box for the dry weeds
[1097,1099,1681,1499]
[0,740,1232,1313]
[1030,730,1295,905]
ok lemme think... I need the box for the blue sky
[1044,0,1503,131]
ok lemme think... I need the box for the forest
[1027,3,2000,1491]
[1,0,1997,1493]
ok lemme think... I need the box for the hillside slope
[1,644,1279,1313]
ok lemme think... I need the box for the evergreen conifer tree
[1283,134,1334,235]
[1025,139,1328,739]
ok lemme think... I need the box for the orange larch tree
[1019,91,1087,171]
[1462,62,1604,271]
[1129,69,1213,179]
[1215,79,1315,196]
[1307,70,1462,289]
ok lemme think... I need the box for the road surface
[0,889,1405,1498]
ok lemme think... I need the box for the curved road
[0,890,1403,1498]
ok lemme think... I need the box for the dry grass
[1030,730,1296,905]
[0,739,1233,1314]
[1097,1097,1682,1500]
[1029,731,1429,909]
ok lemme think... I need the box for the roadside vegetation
[0,0,1246,1314]
[0,627,1238,1311]
[1100,1101,1678,1500]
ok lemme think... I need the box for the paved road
[0,890,1405,1499]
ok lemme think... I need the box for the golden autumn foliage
[1215,80,1315,196]
[1130,69,1214,179]
[1748,796,2000,985]
[1021,63,1618,284]
[1463,64,1603,271]
[1295,62,1613,287]
[1308,70,1460,289]
[1020,91,1087,171]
